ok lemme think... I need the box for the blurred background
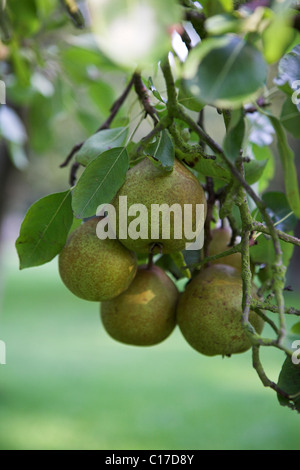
[0,0,299,450]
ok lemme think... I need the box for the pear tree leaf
[201,0,233,16]
[156,253,189,281]
[262,191,298,232]
[72,147,129,219]
[75,127,128,166]
[266,113,300,218]
[250,191,297,268]
[291,322,300,335]
[262,9,296,64]
[205,13,242,36]
[277,356,300,413]
[251,144,275,192]
[280,97,300,138]
[183,35,267,108]
[145,129,175,171]
[16,190,73,269]
[170,251,191,279]
[178,79,205,112]
[88,81,116,116]
[250,233,294,268]
[147,77,166,103]
[223,108,245,161]
[244,159,268,185]
[194,159,231,182]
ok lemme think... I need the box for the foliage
[1,0,300,412]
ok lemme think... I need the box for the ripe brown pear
[100,265,179,346]
[176,264,264,357]
[112,158,207,254]
[58,217,137,301]
[209,226,242,271]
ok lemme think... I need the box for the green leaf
[170,252,191,279]
[88,81,116,116]
[277,356,300,413]
[201,0,233,16]
[145,129,175,171]
[28,94,55,152]
[155,254,187,281]
[147,77,166,103]
[262,9,296,64]
[194,159,231,182]
[75,127,129,166]
[183,35,267,108]
[0,5,11,41]
[16,190,73,269]
[250,233,294,270]
[280,97,300,138]
[267,114,300,218]
[62,44,115,83]
[261,191,297,232]
[244,159,268,185]
[291,322,300,335]
[254,190,297,231]
[205,13,241,35]
[250,191,297,267]
[223,108,245,161]
[178,80,205,112]
[251,144,275,193]
[72,147,129,219]
[7,0,40,37]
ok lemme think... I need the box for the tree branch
[132,72,159,125]
[253,221,300,247]
[60,74,135,170]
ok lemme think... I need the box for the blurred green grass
[0,247,299,450]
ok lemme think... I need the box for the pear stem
[147,253,154,270]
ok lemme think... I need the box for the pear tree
[1,0,299,412]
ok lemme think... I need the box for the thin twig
[185,243,242,270]
[252,345,296,404]
[253,221,300,247]
[133,72,159,125]
[251,299,300,316]
[60,74,135,169]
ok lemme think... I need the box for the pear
[100,264,179,346]
[112,158,207,254]
[176,264,264,356]
[209,226,242,271]
[58,217,137,301]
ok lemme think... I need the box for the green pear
[112,158,207,254]
[59,217,137,301]
[100,264,179,346]
[209,226,242,271]
[176,264,264,356]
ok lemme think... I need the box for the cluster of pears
[58,157,264,355]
